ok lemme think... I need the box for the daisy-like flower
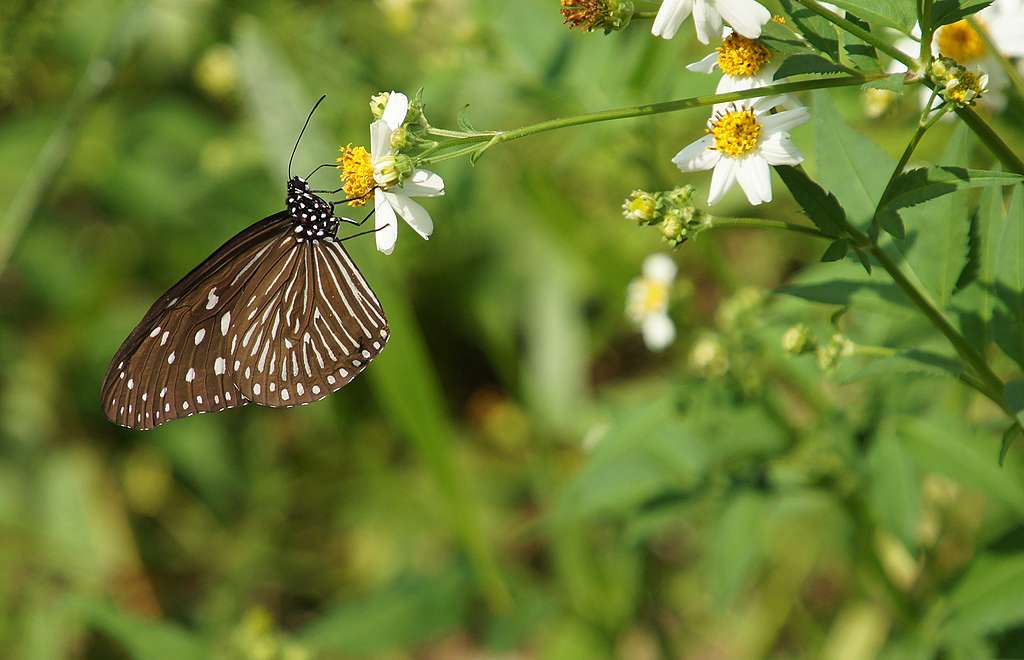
[626,254,678,351]
[672,97,809,206]
[652,0,771,44]
[687,29,780,95]
[337,92,444,255]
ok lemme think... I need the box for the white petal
[759,105,811,134]
[715,0,771,39]
[708,157,738,205]
[759,132,804,165]
[643,314,676,351]
[381,91,409,131]
[384,191,434,240]
[692,0,723,44]
[687,51,720,74]
[370,120,393,161]
[643,254,678,283]
[374,189,398,255]
[672,135,720,172]
[652,0,693,39]
[735,155,773,205]
[400,169,445,197]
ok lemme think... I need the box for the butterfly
[101,96,389,430]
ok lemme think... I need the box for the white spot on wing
[205,287,219,310]
[185,368,195,382]
[221,312,231,336]
[194,328,206,345]
[253,383,261,395]
[214,357,226,375]
[168,352,176,364]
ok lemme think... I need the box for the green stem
[969,16,1024,105]
[791,0,917,69]
[422,74,890,165]
[953,105,1024,174]
[919,0,935,65]
[708,216,835,240]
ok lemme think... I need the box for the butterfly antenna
[289,94,327,179]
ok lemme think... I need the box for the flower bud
[390,126,409,150]
[689,334,729,377]
[782,323,816,355]
[660,211,686,246]
[622,189,661,224]
[561,0,635,34]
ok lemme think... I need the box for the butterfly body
[101,178,389,430]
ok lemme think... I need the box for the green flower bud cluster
[816,333,854,371]
[928,56,988,108]
[622,185,707,247]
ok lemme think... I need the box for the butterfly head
[286,177,338,242]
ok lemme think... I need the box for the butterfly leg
[337,208,375,227]
[339,223,389,242]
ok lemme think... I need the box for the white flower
[672,97,809,206]
[368,92,445,254]
[687,29,781,97]
[652,0,771,44]
[627,254,678,351]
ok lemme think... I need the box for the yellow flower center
[937,20,986,63]
[634,279,669,316]
[710,109,762,157]
[946,70,986,105]
[717,33,773,77]
[336,144,374,206]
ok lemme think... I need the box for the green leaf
[866,434,921,550]
[933,0,994,27]
[557,396,707,520]
[76,598,208,660]
[886,125,977,309]
[760,19,820,56]
[821,239,850,262]
[955,183,1006,353]
[862,73,906,93]
[775,165,846,237]
[878,168,1023,226]
[707,492,768,607]
[837,13,883,73]
[779,0,841,60]
[992,185,1024,368]
[840,348,964,382]
[300,570,469,654]
[774,54,846,80]
[825,0,918,32]
[941,554,1024,641]
[999,424,1023,466]
[814,91,894,232]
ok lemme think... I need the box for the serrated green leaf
[825,0,918,32]
[774,53,847,79]
[885,125,977,309]
[759,19,819,56]
[775,165,846,237]
[839,348,963,382]
[862,73,906,93]
[933,0,994,27]
[955,183,1005,353]
[821,239,850,262]
[837,13,882,72]
[878,168,1023,224]
[779,0,841,60]
[993,185,1024,368]
[814,91,894,232]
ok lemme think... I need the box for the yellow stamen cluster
[946,69,987,105]
[937,20,986,63]
[717,33,773,77]
[336,145,374,206]
[710,109,762,157]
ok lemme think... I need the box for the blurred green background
[3,0,1024,658]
